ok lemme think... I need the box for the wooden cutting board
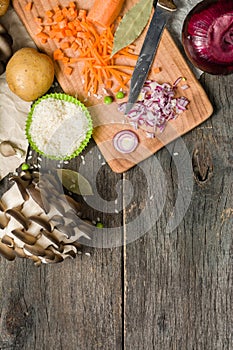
[13,0,213,173]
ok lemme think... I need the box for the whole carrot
[87,0,125,27]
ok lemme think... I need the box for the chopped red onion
[118,80,189,135]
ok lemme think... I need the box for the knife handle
[158,0,177,11]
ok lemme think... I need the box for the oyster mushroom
[55,223,75,238]
[50,215,65,226]
[11,229,37,245]
[44,248,56,260]
[41,229,62,246]
[29,215,52,232]
[0,212,10,229]
[24,242,47,257]
[27,184,49,213]
[0,141,16,157]
[0,241,15,261]
[0,24,12,75]
[0,141,25,158]
[6,208,29,230]
[14,246,27,259]
[0,200,5,211]
[1,234,14,247]
[61,194,82,213]
[10,176,29,201]
[0,168,92,265]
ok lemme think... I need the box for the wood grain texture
[0,3,232,350]
[123,73,233,350]
[13,0,213,173]
[0,73,231,350]
[0,139,124,350]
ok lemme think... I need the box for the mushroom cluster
[0,169,93,265]
[0,140,24,157]
[0,23,13,75]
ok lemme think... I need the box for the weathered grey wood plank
[123,73,233,350]
[0,140,124,350]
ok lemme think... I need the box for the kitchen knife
[125,0,177,114]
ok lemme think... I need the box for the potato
[0,0,9,16]
[6,48,54,102]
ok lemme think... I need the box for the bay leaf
[111,0,154,56]
[56,169,93,196]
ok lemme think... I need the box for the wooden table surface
[0,2,233,349]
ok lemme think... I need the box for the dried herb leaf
[57,169,93,196]
[112,0,154,56]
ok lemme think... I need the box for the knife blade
[125,0,177,114]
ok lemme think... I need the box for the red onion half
[182,0,233,74]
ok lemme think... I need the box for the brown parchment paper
[0,5,36,180]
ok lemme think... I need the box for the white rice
[29,98,90,157]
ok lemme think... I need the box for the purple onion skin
[182,0,233,74]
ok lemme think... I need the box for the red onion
[118,80,189,135]
[113,130,139,154]
[182,0,233,74]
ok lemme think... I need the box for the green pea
[104,96,113,104]
[116,91,125,99]
[21,163,30,171]
[96,222,104,228]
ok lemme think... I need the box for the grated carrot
[54,14,64,22]
[36,31,49,40]
[69,2,76,9]
[46,10,54,18]
[31,2,138,96]
[153,67,161,74]
[62,57,70,64]
[25,2,33,11]
[78,9,87,19]
[61,41,70,50]
[34,16,43,23]
[64,66,73,75]
[70,41,79,51]
[53,49,64,60]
